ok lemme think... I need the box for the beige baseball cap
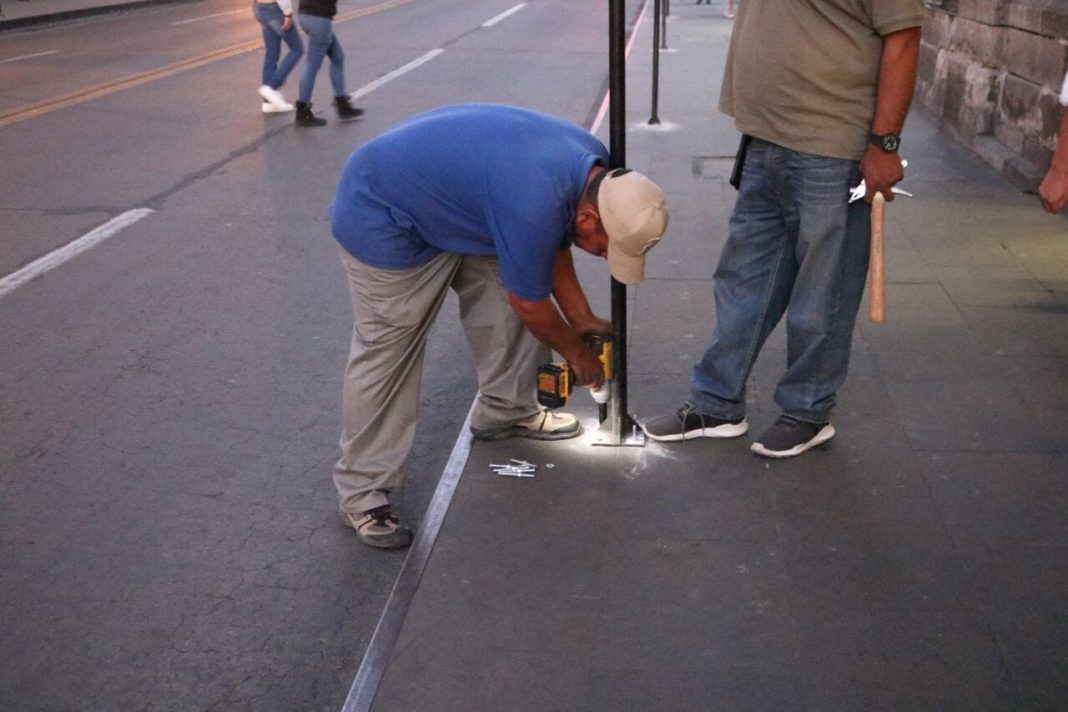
[596,168,669,284]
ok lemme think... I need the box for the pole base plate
[592,413,646,447]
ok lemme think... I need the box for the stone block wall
[917,0,1068,190]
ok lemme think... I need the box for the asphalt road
[0,0,639,707]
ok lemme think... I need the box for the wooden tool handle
[869,192,886,323]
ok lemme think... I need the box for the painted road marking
[482,3,526,27]
[591,0,650,136]
[171,10,244,26]
[0,41,260,129]
[0,209,155,300]
[0,50,59,65]
[0,0,418,129]
[350,48,444,100]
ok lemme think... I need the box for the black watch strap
[870,133,901,152]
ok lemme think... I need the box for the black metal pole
[601,0,642,446]
[661,0,669,50]
[608,0,625,171]
[649,0,661,125]
[608,0,625,444]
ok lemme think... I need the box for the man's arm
[860,26,922,202]
[1039,110,1068,215]
[508,293,605,387]
[509,251,607,388]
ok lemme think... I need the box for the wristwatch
[869,132,901,153]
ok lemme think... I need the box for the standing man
[331,104,669,549]
[643,1,924,458]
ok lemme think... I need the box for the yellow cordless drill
[536,334,613,409]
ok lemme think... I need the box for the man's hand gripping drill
[537,333,613,409]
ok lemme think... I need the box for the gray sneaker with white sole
[750,415,835,458]
[641,404,748,442]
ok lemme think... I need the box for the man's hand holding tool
[850,159,910,323]
[849,159,911,204]
[537,333,613,408]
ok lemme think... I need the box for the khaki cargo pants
[334,247,549,515]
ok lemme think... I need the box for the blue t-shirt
[331,104,608,301]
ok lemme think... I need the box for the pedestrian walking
[294,0,362,126]
[330,104,669,548]
[643,0,924,458]
[253,0,303,113]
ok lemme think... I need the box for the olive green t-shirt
[719,0,925,160]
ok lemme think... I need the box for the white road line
[0,208,155,300]
[482,2,526,27]
[0,50,59,65]
[349,48,445,100]
[171,10,242,26]
[340,400,477,712]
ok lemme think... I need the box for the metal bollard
[661,0,669,50]
[649,0,661,125]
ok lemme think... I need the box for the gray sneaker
[341,505,412,549]
[750,415,835,458]
[641,404,748,442]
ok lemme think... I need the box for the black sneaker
[641,404,748,442]
[750,415,835,458]
[340,504,412,549]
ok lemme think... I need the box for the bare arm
[508,293,605,387]
[860,26,922,203]
[508,249,609,387]
[1039,110,1068,214]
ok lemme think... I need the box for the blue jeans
[688,139,870,423]
[253,2,303,89]
[298,14,347,103]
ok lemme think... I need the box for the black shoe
[340,504,412,549]
[750,415,835,459]
[295,101,327,127]
[334,95,364,121]
[641,404,748,442]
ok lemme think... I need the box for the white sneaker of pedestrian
[258,85,292,111]
[261,101,294,114]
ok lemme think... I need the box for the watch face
[880,134,900,152]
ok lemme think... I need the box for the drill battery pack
[536,363,572,409]
[535,334,613,409]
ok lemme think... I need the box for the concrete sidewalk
[366,4,1068,711]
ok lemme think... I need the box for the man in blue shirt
[331,104,669,549]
